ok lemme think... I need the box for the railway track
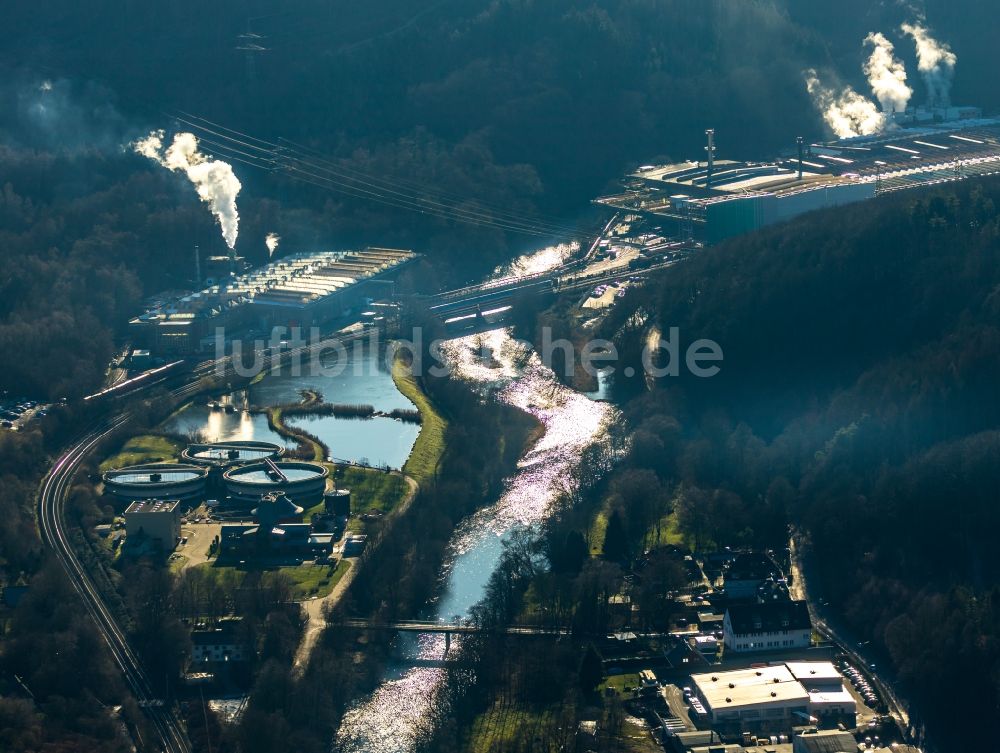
[37,377,210,751]
[38,415,191,753]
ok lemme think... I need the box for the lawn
[303,464,409,532]
[391,356,446,485]
[466,704,566,753]
[589,508,609,555]
[100,434,183,472]
[589,507,685,557]
[193,558,352,601]
[604,671,642,694]
[647,511,685,548]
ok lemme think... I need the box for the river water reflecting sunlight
[333,244,620,753]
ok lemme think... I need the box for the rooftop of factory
[784,661,842,683]
[631,160,843,198]
[690,660,859,714]
[691,665,810,710]
[610,112,1000,212]
[791,728,859,753]
[125,499,179,515]
[131,247,415,324]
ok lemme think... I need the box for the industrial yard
[595,109,1000,244]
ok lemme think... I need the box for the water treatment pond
[164,343,420,470]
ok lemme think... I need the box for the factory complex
[102,440,357,560]
[689,661,856,731]
[595,109,1000,244]
[130,247,416,354]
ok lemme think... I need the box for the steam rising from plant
[863,32,912,114]
[265,232,280,258]
[805,69,885,139]
[901,21,957,108]
[132,130,242,249]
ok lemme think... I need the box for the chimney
[796,137,804,180]
[705,129,716,188]
[194,244,201,287]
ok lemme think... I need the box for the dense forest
[2,1,999,751]
[2,0,998,399]
[580,177,1000,749]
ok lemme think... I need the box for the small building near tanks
[124,499,181,550]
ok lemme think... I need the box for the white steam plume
[132,130,242,249]
[863,32,912,114]
[805,69,886,139]
[901,21,957,108]
[265,232,280,258]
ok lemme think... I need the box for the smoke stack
[705,129,716,188]
[194,244,201,286]
[796,137,804,180]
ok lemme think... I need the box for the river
[333,244,622,752]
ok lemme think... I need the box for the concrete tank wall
[103,463,208,502]
[222,461,328,506]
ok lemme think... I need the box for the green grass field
[307,464,410,532]
[99,434,183,472]
[466,704,564,753]
[392,357,446,485]
[193,558,352,601]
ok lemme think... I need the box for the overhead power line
[167,111,579,238]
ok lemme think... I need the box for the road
[789,531,916,744]
[39,239,688,750]
[427,256,682,320]
[338,618,574,636]
[293,473,418,673]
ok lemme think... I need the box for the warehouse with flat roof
[691,665,809,728]
[130,247,416,353]
[690,661,856,733]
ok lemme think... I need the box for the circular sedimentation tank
[223,460,328,505]
[102,463,208,501]
[181,440,284,467]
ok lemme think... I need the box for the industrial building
[103,463,209,502]
[124,499,181,549]
[785,662,857,722]
[689,661,856,733]
[791,728,860,753]
[218,493,336,558]
[595,112,1000,244]
[723,601,812,653]
[130,247,416,354]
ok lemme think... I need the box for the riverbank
[289,357,440,672]
[255,391,328,462]
[392,356,447,484]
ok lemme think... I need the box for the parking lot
[174,518,222,570]
[0,398,50,430]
